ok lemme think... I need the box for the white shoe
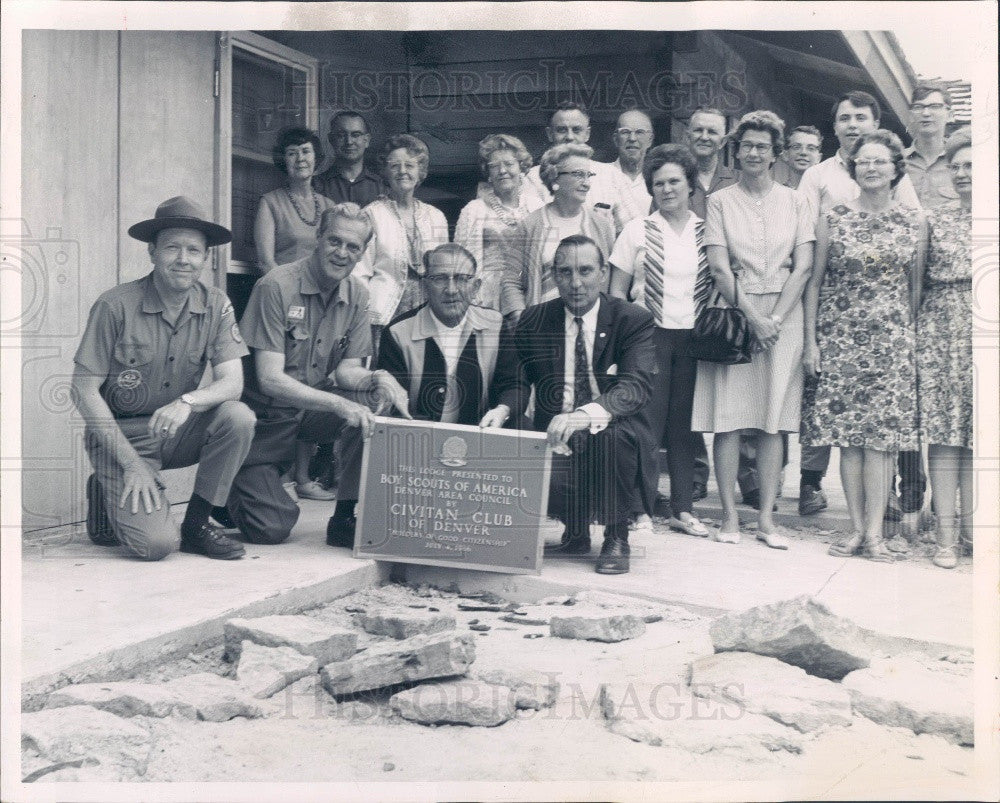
[629,514,654,536]
[715,529,741,545]
[667,513,709,537]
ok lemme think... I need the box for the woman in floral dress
[801,130,927,561]
[917,127,973,569]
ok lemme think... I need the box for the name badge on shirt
[287,305,306,321]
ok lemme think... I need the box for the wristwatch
[179,393,196,406]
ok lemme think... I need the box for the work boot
[180,523,246,560]
[691,482,708,502]
[86,474,118,546]
[742,489,777,512]
[595,526,630,574]
[798,484,828,516]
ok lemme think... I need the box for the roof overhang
[839,30,918,122]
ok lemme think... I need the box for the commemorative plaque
[354,417,552,574]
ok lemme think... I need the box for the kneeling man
[376,243,521,427]
[514,234,657,575]
[72,197,256,560]
[226,203,409,548]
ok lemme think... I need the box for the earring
[552,183,560,191]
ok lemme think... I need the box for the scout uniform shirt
[239,255,372,412]
[74,274,248,419]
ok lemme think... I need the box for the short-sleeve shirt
[704,183,815,294]
[610,211,701,328]
[73,273,247,417]
[312,165,384,208]
[904,146,959,208]
[239,255,372,409]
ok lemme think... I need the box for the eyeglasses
[910,102,947,112]
[552,125,589,136]
[854,158,893,169]
[787,144,821,153]
[557,170,597,180]
[333,130,367,141]
[487,159,520,173]
[947,161,973,173]
[737,142,773,154]
[615,128,652,139]
[424,274,476,287]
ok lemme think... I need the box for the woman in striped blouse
[690,110,815,548]
[609,144,709,538]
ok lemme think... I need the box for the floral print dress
[917,203,972,449]
[801,205,920,451]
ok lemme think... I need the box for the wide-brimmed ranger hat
[127,196,232,247]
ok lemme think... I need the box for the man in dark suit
[514,234,657,575]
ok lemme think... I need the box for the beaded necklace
[388,198,424,276]
[483,188,524,228]
[284,187,320,226]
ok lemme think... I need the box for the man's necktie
[573,316,593,407]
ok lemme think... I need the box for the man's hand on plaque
[371,370,413,419]
[479,405,511,429]
[546,410,591,454]
[339,398,377,439]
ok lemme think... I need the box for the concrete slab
[21,498,385,707]
[22,443,971,711]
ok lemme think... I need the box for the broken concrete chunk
[44,681,197,720]
[22,706,152,778]
[320,632,476,697]
[842,656,973,745]
[500,605,554,626]
[235,641,319,699]
[355,608,456,639]
[709,596,871,680]
[164,673,264,721]
[550,609,646,642]
[477,668,559,710]
[599,682,803,754]
[689,652,852,733]
[224,615,357,665]
[390,680,515,727]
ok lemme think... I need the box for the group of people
[72,79,973,576]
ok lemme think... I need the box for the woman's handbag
[687,223,753,364]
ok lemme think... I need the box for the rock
[709,596,871,680]
[457,601,505,612]
[383,762,395,772]
[45,681,197,719]
[570,590,681,623]
[599,682,803,754]
[469,623,490,632]
[390,680,515,727]
[550,608,646,642]
[320,632,476,696]
[22,706,152,777]
[689,652,852,733]
[500,605,554,626]
[235,641,319,699]
[478,668,559,710]
[224,615,357,665]
[355,608,456,639]
[164,673,264,721]
[842,656,973,745]
[537,595,574,606]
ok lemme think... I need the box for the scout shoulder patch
[287,305,306,320]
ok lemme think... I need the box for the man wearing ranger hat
[72,196,256,561]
